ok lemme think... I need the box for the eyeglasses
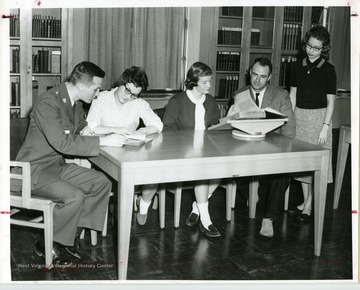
[306,43,323,52]
[124,85,140,99]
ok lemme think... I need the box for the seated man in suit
[228,57,296,237]
[15,62,126,263]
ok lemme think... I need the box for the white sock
[197,202,212,229]
[191,201,199,215]
[139,197,151,215]
[302,207,312,216]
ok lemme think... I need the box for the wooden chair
[10,118,55,268]
[10,161,56,268]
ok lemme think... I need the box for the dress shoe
[298,213,311,223]
[33,241,71,266]
[287,207,302,215]
[259,218,274,237]
[65,234,82,259]
[199,222,221,238]
[136,196,148,226]
[186,212,199,227]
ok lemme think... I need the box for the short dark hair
[184,62,212,90]
[303,25,331,60]
[113,66,149,91]
[251,57,273,75]
[69,61,105,85]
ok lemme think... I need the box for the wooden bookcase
[9,8,71,118]
[199,6,325,117]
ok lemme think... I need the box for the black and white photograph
[0,0,358,288]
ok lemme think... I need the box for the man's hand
[80,126,95,136]
[99,134,127,147]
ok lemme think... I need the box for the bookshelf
[199,6,325,117]
[9,8,70,118]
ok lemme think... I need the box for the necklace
[306,62,317,74]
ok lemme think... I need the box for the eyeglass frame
[306,42,323,52]
[124,84,141,99]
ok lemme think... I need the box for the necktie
[255,93,260,107]
[72,102,77,114]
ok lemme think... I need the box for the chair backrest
[10,118,29,160]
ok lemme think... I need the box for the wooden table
[333,125,351,209]
[89,130,330,280]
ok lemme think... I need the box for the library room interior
[5,5,356,282]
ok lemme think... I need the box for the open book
[125,132,152,146]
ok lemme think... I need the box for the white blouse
[86,88,163,132]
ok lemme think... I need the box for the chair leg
[284,185,290,211]
[159,184,166,229]
[43,205,55,268]
[152,194,159,210]
[101,205,109,237]
[226,179,233,221]
[249,176,259,219]
[174,182,182,228]
[90,230,98,246]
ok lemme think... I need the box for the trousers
[32,163,111,246]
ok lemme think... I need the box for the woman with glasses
[85,66,163,225]
[288,25,337,222]
[162,62,221,238]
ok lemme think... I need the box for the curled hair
[184,62,212,90]
[252,57,273,75]
[69,61,105,85]
[113,66,149,91]
[302,25,331,60]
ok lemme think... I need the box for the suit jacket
[233,84,296,138]
[16,83,100,187]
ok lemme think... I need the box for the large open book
[209,90,288,133]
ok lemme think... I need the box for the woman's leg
[137,184,158,225]
[301,182,312,216]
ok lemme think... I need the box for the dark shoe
[186,212,199,227]
[287,207,302,215]
[136,196,148,226]
[34,241,71,265]
[299,213,311,223]
[65,234,82,259]
[199,222,221,238]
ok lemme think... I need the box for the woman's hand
[318,126,329,145]
[80,126,95,136]
[99,134,127,147]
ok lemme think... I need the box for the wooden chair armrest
[10,161,32,209]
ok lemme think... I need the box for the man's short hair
[252,57,273,75]
[69,62,105,85]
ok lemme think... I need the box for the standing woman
[162,62,221,237]
[289,25,337,222]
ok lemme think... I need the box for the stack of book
[32,49,61,73]
[218,27,242,45]
[284,7,303,22]
[279,56,297,87]
[282,23,302,50]
[10,109,20,119]
[11,80,20,106]
[11,48,20,73]
[218,75,239,99]
[9,14,20,37]
[216,52,240,71]
[32,14,61,38]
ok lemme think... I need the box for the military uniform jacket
[16,83,100,188]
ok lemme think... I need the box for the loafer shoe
[287,207,302,215]
[259,218,274,237]
[186,212,199,227]
[299,213,311,223]
[136,197,148,226]
[34,241,72,266]
[199,222,221,238]
[65,234,82,259]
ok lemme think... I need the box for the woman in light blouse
[85,66,163,226]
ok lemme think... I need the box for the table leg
[333,129,350,209]
[117,169,135,280]
[313,153,330,256]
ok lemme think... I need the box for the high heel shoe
[199,222,221,238]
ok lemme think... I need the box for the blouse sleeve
[139,101,164,132]
[86,96,103,130]
[325,64,337,94]
[290,61,299,88]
